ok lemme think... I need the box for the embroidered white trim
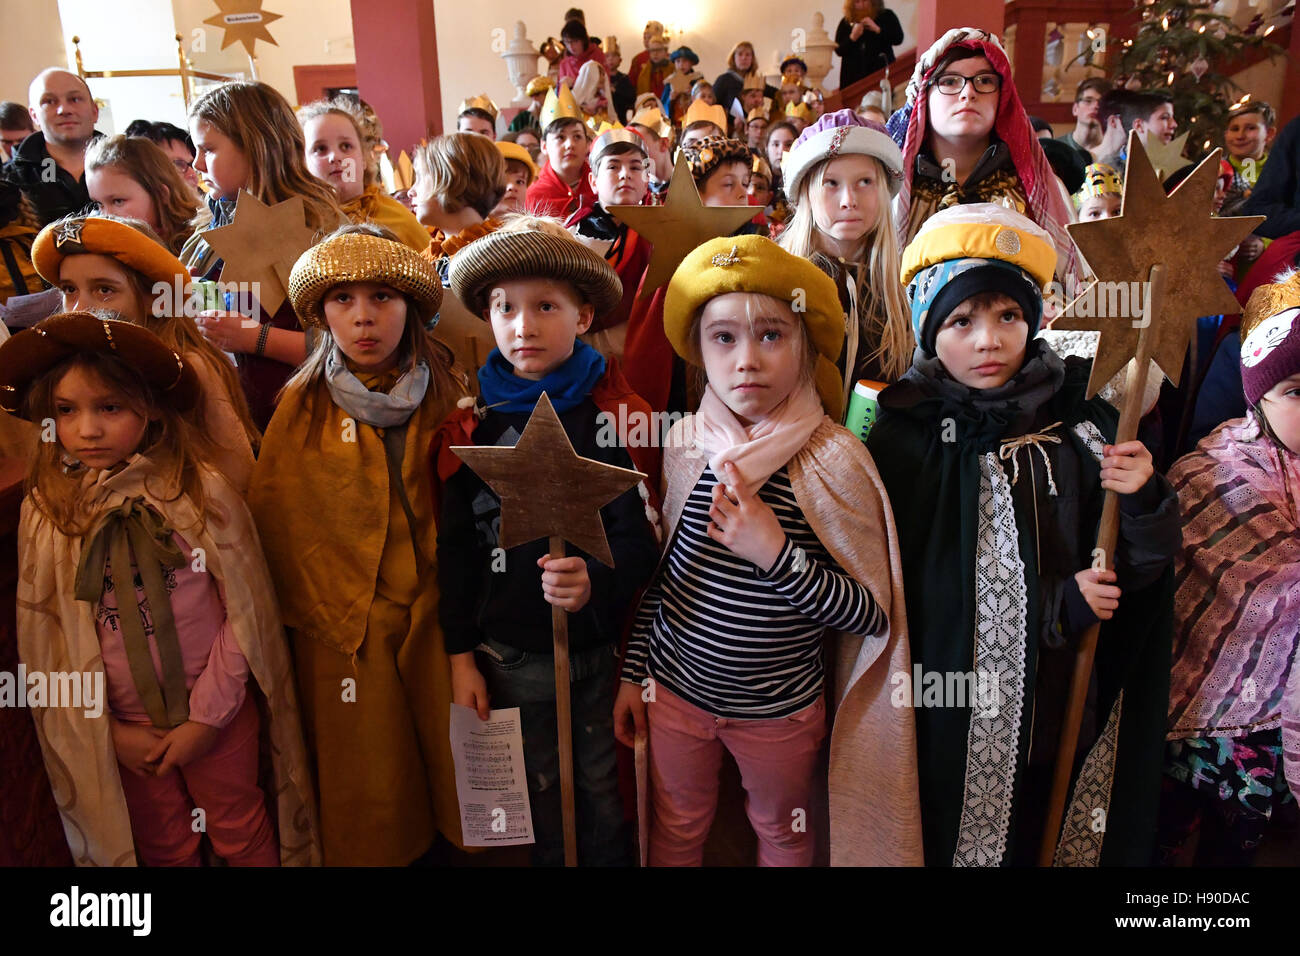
[1072,420,1107,463]
[1053,693,1123,867]
[953,454,1029,867]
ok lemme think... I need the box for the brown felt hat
[448,227,623,317]
[0,312,199,417]
[32,216,190,289]
[288,232,444,328]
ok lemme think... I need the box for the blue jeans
[476,637,629,866]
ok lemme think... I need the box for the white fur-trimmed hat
[781,109,905,200]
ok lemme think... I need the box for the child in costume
[1075,163,1123,221]
[868,203,1180,866]
[32,214,258,494]
[661,47,703,118]
[456,95,498,138]
[4,312,318,866]
[85,135,199,255]
[615,234,917,866]
[681,136,761,218]
[184,81,346,430]
[494,141,538,216]
[886,29,1080,287]
[299,98,429,252]
[527,84,597,221]
[409,134,505,283]
[1157,272,1300,866]
[434,218,661,866]
[634,34,673,99]
[779,110,912,418]
[247,225,468,865]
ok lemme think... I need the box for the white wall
[0,0,72,105]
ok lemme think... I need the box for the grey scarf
[324,344,430,427]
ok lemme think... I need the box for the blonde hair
[189,81,344,234]
[727,41,758,76]
[412,133,505,220]
[22,346,214,537]
[86,135,199,254]
[297,98,378,188]
[778,153,914,381]
[281,223,460,444]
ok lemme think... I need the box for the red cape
[527,161,596,221]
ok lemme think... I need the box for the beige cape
[16,456,321,866]
[660,417,923,865]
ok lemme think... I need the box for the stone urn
[501,21,541,106]
[801,12,836,91]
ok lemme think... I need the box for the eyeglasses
[932,72,1001,96]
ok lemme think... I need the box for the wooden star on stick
[203,0,282,57]
[1051,132,1263,398]
[1144,130,1191,181]
[450,392,645,567]
[201,190,316,318]
[609,152,759,299]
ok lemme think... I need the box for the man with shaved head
[2,68,102,226]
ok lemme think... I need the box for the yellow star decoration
[201,190,316,318]
[203,0,282,58]
[608,152,759,299]
[1144,130,1191,181]
[450,392,645,567]
[1052,132,1263,398]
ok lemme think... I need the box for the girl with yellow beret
[247,224,469,865]
[32,213,258,494]
[614,233,920,866]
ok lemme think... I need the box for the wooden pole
[1038,262,1166,865]
[550,535,579,867]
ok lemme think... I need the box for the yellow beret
[664,234,844,365]
[288,232,444,329]
[900,203,1057,289]
[495,141,538,181]
[33,216,189,290]
[0,312,199,418]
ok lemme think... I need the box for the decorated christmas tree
[1110,0,1284,161]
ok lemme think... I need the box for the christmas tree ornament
[1045,26,1065,67]
[1189,56,1209,80]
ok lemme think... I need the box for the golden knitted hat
[33,216,189,290]
[0,311,199,418]
[664,234,843,364]
[288,232,444,329]
[448,227,623,317]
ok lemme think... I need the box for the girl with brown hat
[2,312,319,867]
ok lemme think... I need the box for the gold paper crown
[1243,269,1300,341]
[604,36,621,56]
[784,101,815,122]
[629,106,671,138]
[682,100,728,131]
[587,118,624,136]
[746,106,771,123]
[1079,163,1123,200]
[458,94,499,121]
[540,82,584,129]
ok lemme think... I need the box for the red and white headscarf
[887,28,1080,285]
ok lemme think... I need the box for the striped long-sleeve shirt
[622,466,884,718]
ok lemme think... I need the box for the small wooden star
[1144,130,1191,180]
[1052,132,1263,397]
[203,0,282,58]
[609,152,759,299]
[201,190,316,318]
[450,392,645,567]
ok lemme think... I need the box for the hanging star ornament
[200,190,316,317]
[203,0,282,58]
[1052,132,1263,398]
[450,392,645,567]
[608,152,759,299]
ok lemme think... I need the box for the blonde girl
[32,214,259,493]
[183,81,345,429]
[86,135,199,255]
[4,312,318,867]
[779,111,912,414]
[248,224,468,865]
[297,98,429,252]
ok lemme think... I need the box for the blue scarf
[477,339,606,415]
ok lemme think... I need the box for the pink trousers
[116,694,278,866]
[646,683,825,867]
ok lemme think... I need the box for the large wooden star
[203,0,282,58]
[608,153,759,299]
[1051,132,1262,398]
[201,190,316,318]
[450,392,645,567]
